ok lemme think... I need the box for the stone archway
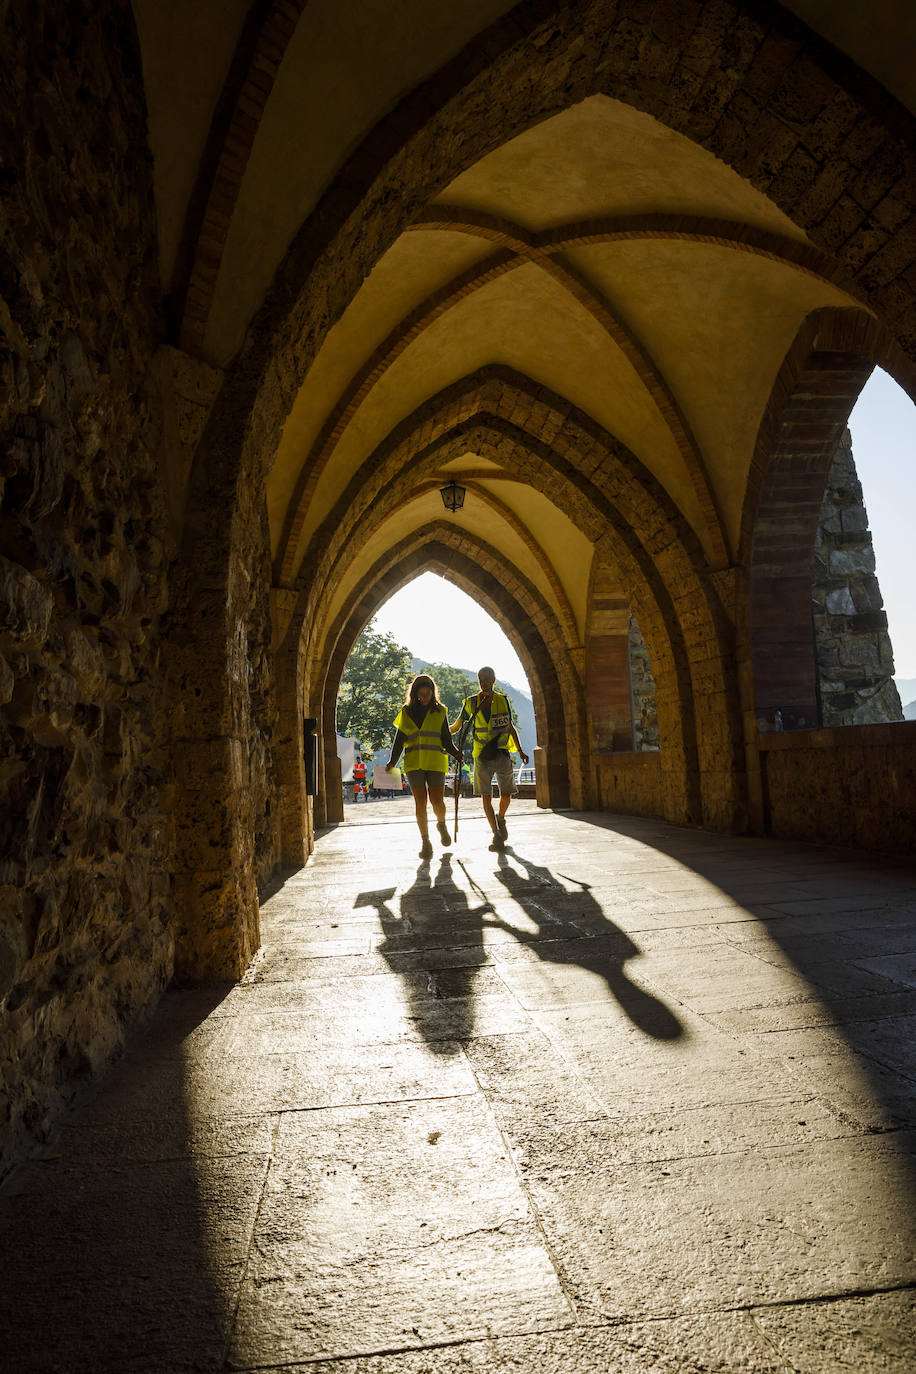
[291,369,737,822]
[175,0,916,976]
[738,305,913,827]
[275,522,587,863]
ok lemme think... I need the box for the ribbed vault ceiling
[131,1,914,661]
[262,93,862,643]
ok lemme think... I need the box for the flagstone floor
[2,803,915,1371]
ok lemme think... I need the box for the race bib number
[491,712,510,730]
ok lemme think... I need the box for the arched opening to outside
[335,574,536,810]
[846,368,916,722]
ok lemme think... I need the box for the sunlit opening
[848,368,916,719]
[336,573,535,801]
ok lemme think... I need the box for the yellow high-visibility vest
[393,704,450,772]
[461,691,516,758]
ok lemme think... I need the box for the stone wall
[0,1,172,1176]
[628,615,660,751]
[595,752,664,817]
[760,722,916,851]
[812,430,903,726]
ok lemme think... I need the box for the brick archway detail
[280,367,740,827]
[741,307,907,730]
[312,523,584,820]
[176,0,916,966]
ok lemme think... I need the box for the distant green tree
[337,622,413,753]
[416,662,477,719]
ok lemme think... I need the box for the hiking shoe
[419,837,433,860]
[488,833,505,852]
[496,815,508,840]
[437,821,452,846]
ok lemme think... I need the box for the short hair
[477,665,496,684]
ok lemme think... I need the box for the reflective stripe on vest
[462,692,515,758]
[393,705,449,772]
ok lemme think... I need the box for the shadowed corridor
[1,803,914,1372]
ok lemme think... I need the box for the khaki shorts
[474,750,515,796]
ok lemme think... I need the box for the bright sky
[371,367,916,687]
[848,368,916,679]
[371,574,530,692]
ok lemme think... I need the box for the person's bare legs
[412,781,430,838]
[428,785,452,845]
[482,779,511,848]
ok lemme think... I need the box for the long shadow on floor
[358,843,683,1049]
[573,811,916,1131]
[357,853,493,1052]
[489,848,683,1040]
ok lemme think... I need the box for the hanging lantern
[439,481,466,512]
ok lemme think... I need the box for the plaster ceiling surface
[202,0,516,362]
[564,241,862,551]
[133,1,914,356]
[431,96,811,240]
[322,489,557,641]
[289,261,692,573]
[132,0,251,289]
[267,231,496,556]
[276,81,881,587]
[131,2,912,646]
[476,479,594,641]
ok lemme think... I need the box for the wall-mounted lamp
[439,481,466,513]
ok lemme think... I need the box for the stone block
[829,546,875,576]
[825,588,855,615]
[0,557,54,647]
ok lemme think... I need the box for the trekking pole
[453,717,470,840]
[453,697,481,840]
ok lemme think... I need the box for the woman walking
[386,674,461,859]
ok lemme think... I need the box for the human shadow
[572,811,916,1130]
[355,853,494,1054]
[490,848,684,1040]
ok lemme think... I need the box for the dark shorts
[406,769,446,791]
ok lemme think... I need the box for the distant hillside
[411,657,538,750]
[895,678,916,706]
[905,699,916,721]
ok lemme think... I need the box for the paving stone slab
[703,989,916,1035]
[65,1039,479,1120]
[238,1310,786,1372]
[242,949,399,984]
[628,943,814,1013]
[47,1110,277,1163]
[503,1094,857,1170]
[857,952,916,988]
[463,1030,609,1128]
[751,1288,916,1372]
[216,996,532,1054]
[527,1001,798,1114]
[224,970,435,1015]
[229,1097,571,1366]
[515,1129,916,1320]
[1,1153,267,1372]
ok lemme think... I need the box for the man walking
[452,666,529,851]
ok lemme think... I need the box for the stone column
[812,431,903,726]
